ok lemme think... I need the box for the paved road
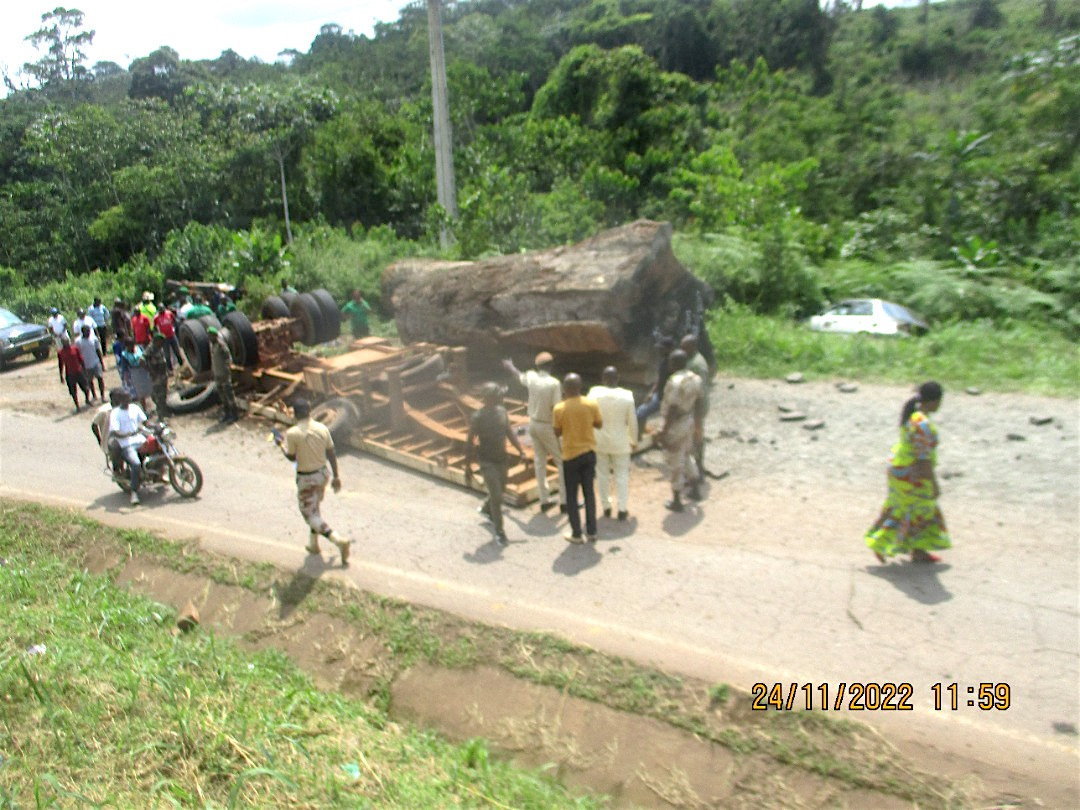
[1,385,1077,803]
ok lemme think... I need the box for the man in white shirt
[502,351,566,512]
[588,366,638,521]
[75,325,106,401]
[72,309,95,342]
[107,390,148,504]
[47,308,68,347]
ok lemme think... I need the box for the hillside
[0,0,1077,348]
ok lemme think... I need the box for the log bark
[381,221,711,384]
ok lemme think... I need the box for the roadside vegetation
[1,500,970,808]
[1,0,1076,395]
[0,502,604,808]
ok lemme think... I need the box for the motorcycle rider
[108,387,149,505]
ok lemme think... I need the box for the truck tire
[289,293,325,345]
[222,311,259,367]
[261,296,290,320]
[309,289,341,342]
[280,291,299,309]
[178,319,211,373]
[166,381,219,414]
[311,397,361,444]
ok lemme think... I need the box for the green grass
[0,531,604,807]
[708,305,1080,396]
[0,501,964,808]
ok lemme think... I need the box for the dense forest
[1,0,1077,358]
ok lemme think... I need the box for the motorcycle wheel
[169,457,204,498]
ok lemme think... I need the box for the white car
[808,299,928,336]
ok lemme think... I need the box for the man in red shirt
[130,308,152,347]
[57,336,91,412]
[153,306,182,370]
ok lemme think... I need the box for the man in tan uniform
[657,350,704,512]
[275,398,351,565]
[503,351,565,512]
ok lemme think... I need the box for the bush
[706,303,1078,395]
[287,223,427,311]
[2,258,163,324]
[674,228,823,318]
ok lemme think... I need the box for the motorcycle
[100,420,204,498]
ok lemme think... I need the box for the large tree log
[381,221,711,384]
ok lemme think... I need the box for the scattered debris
[785,372,805,384]
[176,600,201,632]
[26,644,47,656]
[837,382,859,393]
[941,470,964,480]
[777,402,797,412]
[803,419,826,431]
[1029,415,1053,426]
[779,412,807,422]
[966,386,982,396]
[1006,433,1027,442]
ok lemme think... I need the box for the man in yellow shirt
[553,373,603,544]
[274,398,351,565]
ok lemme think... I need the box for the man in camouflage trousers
[207,326,239,424]
[274,397,351,566]
[145,332,171,418]
[656,349,704,513]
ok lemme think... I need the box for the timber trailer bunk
[233,314,555,508]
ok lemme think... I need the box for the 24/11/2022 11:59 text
[750,683,1012,711]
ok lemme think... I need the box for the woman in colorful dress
[865,381,951,564]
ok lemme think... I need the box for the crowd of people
[462,339,714,547]
[42,287,951,569]
[44,286,243,419]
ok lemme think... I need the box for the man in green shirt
[184,295,215,319]
[342,289,372,338]
[215,295,237,320]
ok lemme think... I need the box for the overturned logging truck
[171,221,706,504]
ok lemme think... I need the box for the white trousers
[528,421,565,505]
[595,451,630,512]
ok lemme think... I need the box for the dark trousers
[563,451,597,537]
[65,370,89,404]
[164,335,182,370]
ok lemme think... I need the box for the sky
[1,1,919,87]
[1,1,415,82]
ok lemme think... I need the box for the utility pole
[427,0,457,248]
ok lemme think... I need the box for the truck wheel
[222,311,259,367]
[311,397,361,444]
[289,293,325,345]
[178,320,211,373]
[309,289,341,342]
[166,381,219,414]
[261,295,290,320]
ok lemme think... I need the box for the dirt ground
[1,350,1078,807]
